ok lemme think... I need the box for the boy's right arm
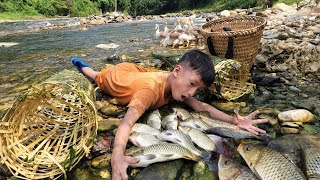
[111,106,141,180]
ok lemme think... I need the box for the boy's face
[171,65,206,102]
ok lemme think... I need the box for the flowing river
[0,17,207,117]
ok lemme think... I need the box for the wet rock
[211,101,246,112]
[72,168,101,180]
[278,109,314,123]
[134,159,185,180]
[291,101,315,112]
[91,153,112,168]
[99,105,120,116]
[0,42,19,47]
[220,10,230,17]
[280,122,303,134]
[300,124,320,135]
[254,87,273,105]
[96,43,119,50]
[0,164,10,177]
[192,160,218,180]
[98,117,122,131]
[288,86,302,93]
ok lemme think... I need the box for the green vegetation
[0,0,303,20]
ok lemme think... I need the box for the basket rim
[200,15,267,37]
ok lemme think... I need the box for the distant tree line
[0,0,281,17]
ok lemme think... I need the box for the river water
[0,17,207,116]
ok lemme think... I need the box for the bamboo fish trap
[0,70,97,179]
[210,59,255,101]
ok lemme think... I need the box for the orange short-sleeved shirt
[95,62,170,115]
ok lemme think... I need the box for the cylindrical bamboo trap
[0,70,97,179]
[210,59,255,101]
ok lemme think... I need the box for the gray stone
[134,159,185,180]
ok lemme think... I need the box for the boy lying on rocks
[72,49,268,180]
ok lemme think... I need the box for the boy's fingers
[248,110,259,119]
[247,128,259,135]
[252,118,269,125]
[251,126,266,134]
[126,156,140,164]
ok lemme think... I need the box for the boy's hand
[111,151,139,180]
[235,110,268,135]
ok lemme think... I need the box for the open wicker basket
[210,59,255,101]
[201,16,266,72]
[0,70,97,179]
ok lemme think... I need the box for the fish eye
[246,144,253,151]
[224,160,231,165]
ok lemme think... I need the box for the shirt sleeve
[127,88,159,116]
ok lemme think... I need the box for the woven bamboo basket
[201,16,266,72]
[0,70,97,179]
[210,59,255,101]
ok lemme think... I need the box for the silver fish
[131,123,160,136]
[178,126,216,152]
[146,109,162,130]
[129,132,162,147]
[195,113,268,140]
[159,129,210,159]
[218,154,258,180]
[172,107,193,121]
[206,127,262,140]
[238,143,306,180]
[126,143,199,167]
[161,113,178,130]
[179,118,212,132]
[192,112,239,130]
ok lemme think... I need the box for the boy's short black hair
[178,49,215,87]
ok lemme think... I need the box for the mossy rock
[133,159,185,180]
[300,124,320,135]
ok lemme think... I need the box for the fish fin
[174,137,182,143]
[194,124,201,129]
[161,154,174,158]
[143,154,157,160]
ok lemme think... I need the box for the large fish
[159,129,210,159]
[126,143,199,167]
[178,126,216,152]
[192,112,239,130]
[298,135,320,179]
[161,113,178,130]
[172,107,193,120]
[218,154,258,180]
[301,145,320,179]
[192,112,266,140]
[129,132,162,147]
[179,118,212,132]
[131,123,160,136]
[206,127,263,140]
[146,109,162,130]
[237,143,306,180]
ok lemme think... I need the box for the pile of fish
[217,134,320,180]
[125,107,265,167]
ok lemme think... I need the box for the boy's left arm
[184,97,268,135]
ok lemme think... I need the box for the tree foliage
[0,0,283,17]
